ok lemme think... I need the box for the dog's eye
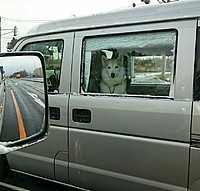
[107,66,111,69]
[115,66,119,69]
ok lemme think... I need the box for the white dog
[100,53,127,94]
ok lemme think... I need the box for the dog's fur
[100,53,127,94]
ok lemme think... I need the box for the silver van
[2,0,200,190]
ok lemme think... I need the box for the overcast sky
[0,0,161,51]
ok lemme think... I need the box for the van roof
[26,0,200,37]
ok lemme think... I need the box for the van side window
[81,31,177,97]
[22,40,63,92]
[194,28,200,101]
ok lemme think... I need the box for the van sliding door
[69,20,196,191]
[189,26,200,190]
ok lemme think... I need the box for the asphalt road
[0,78,45,141]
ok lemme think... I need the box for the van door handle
[72,109,91,123]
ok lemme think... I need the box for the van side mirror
[0,52,49,154]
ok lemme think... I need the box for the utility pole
[0,16,17,52]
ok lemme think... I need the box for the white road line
[27,92,45,108]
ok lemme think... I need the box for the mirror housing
[0,52,49,154]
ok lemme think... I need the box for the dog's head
[101,53,124,78]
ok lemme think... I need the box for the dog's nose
[111,73,115,78]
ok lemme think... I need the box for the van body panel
[54,151,68,183]
[190,102,200,191]
[7,125,68,180]
[189,147,200,191]
[69,95,191,142]
[68,95,191,189]
[174,21,196,100]
[192,102,200,135]
[69,129,189,191]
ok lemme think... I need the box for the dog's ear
[117,53,124,64]
[101,55,108,66]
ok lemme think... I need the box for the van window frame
[21,39,64,93]
[194,28,200,101]
[80,29,178,99]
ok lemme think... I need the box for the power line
[2,16,52,23]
